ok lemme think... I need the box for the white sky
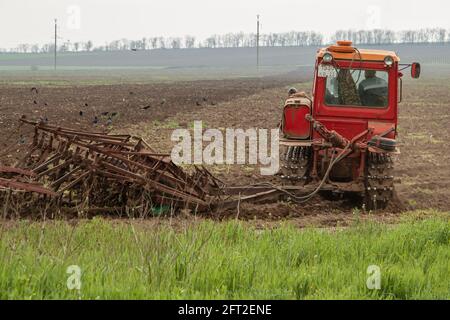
[0,0,449,48]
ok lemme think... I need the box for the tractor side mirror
[411,63,421,79]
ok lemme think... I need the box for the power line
[54,19,57,70]
[256,14,260,70]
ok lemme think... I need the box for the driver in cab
[358,70,388,107]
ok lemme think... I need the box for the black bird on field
[39,116,48,124]
[93,116,99,125]
[31,87,38,94]
[44,102,48,106]
[196,101,201,106]
[84,103,89,107]
[101,111,109,116]
[79,111,83,116]
[202,97,207,102]
[33,100,37,105]
[142,105,151,110]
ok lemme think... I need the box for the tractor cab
[279,41,420,210]
[314,41,401,141]
[283,40,420,142]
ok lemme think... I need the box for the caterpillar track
[278,146,311,182]
[365,152,394,210]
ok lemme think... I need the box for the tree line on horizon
[3,28,450,54]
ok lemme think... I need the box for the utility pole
[256,14,260,70]
[54,19,57,70]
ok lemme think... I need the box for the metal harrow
[0,118,224,216]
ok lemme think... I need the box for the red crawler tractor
[280,41,420,209]
[0,40,422,216]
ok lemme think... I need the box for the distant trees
[31,44,40,53]
[399,28,448,44]
[84,40,93,51]
[184,35,196,49]
[17,44,30,53]
[198,31,323,48]
[331,29,395,45]
[2,28,449,53]
[331,28,448,45]
[168,37,180,49]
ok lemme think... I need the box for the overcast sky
[1,0,449,48]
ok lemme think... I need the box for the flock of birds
[31,87,119,127]
[29,87,214,128]
[18,87,215,146]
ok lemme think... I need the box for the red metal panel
[282,105,311,139]
[368,121,396,139]
[312,117,367,140]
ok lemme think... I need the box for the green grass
[0,211,448,299]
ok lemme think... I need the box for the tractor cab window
[324,68,388,107]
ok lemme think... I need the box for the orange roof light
[336,40,352,46]
[328,40,356,53]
